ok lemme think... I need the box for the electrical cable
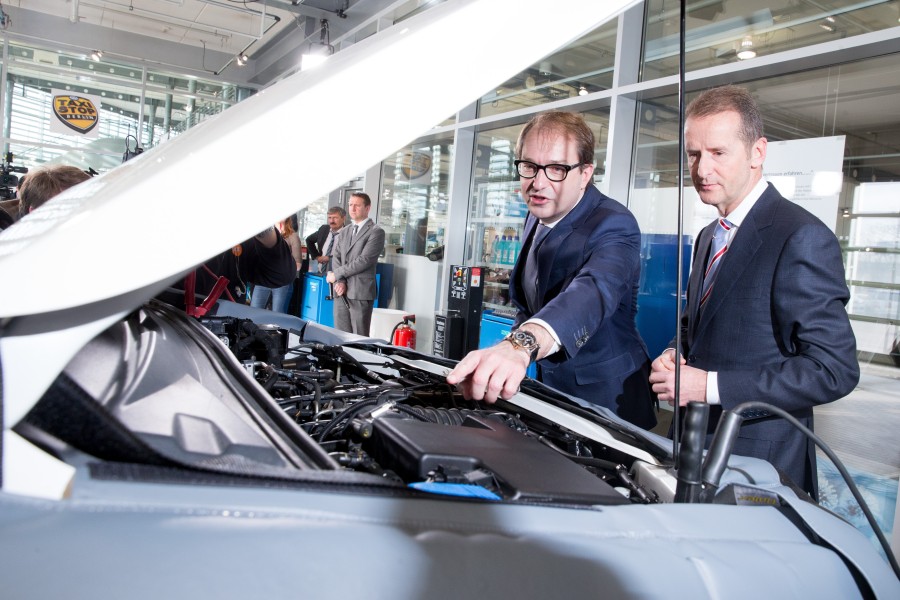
[718,401,900,579]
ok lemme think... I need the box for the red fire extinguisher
[391,315,417,349]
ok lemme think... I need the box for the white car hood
[0,0,636,434]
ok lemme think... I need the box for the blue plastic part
[409,482,502,500]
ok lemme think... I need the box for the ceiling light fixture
[236,53,248,66]
[578,85,588,96]
[736,36,756,60]
[820,22,835,32]
[91,50,103,62]
[302,19,335,71]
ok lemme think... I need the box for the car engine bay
[18,303,672,507]
[197,313,669,505]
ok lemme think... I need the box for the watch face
[507,330,539,363]
[513,330,536,348]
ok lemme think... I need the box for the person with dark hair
[306,206,346,273]
[649,85,859,499]
[278,216,304,272]
[447,110,657,430]
[326,192,385,335]
[16,165,91,219]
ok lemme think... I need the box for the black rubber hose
[675,402,709,503]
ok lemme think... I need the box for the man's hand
[316,255,330,265]
[447,323,551,404]
[325,271,336,284]
[446,342,530,404]
[334,281,347,297]
[649,349,708,406]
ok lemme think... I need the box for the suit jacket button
[688,354,697,362]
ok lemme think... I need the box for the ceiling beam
[3,6,256,85]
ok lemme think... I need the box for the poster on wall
[49,90,103,139]
[764,135,845,232]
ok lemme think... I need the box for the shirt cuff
[522,317,560,355]
[706,371,720,405]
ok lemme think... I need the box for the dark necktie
[699,218,733,307]
[351,224,359,240]
[523,223,550,313]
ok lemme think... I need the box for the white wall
[379,253,442,354]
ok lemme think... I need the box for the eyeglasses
[514,160,584,182]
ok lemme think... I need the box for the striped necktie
[319,233,336,273]
[699,218,733,307]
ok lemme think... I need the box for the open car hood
[0,0,638,429]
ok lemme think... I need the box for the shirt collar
[724,178,768,227]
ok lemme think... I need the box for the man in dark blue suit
[448,111,657,429]
[649,86,859,499]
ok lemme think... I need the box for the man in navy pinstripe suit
[448,111,657,430]
[649,86,859,499]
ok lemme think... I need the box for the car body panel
[0,486,873,599]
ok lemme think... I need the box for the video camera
[1,152,28,200]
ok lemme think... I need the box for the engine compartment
[198,315,665,505]
[18,305,670,506]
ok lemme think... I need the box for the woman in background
[279,217,304,272]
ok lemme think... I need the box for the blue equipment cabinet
[300,272,381,328]
[636,234,692,358]
[300,274,334,327]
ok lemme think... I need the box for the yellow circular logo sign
[399,152,432,179]
[53,95,99,134]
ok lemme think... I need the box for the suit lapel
[692,186,778,338]
[687,223,715,341]
[511,187,602,312]
[533,188,599,304]
[348,221,372,253]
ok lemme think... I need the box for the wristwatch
[504,329,540,364]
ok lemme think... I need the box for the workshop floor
[816,363,900,558]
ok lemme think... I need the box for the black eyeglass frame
[514,160,585,182]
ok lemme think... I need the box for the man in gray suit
[326,192,385,335]
[649,85,859,500]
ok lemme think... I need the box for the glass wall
[378,133,454,257]
[478,19,618,118]
[2,40,253,174]
[641,0,900,80]
[296,195,330,248]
